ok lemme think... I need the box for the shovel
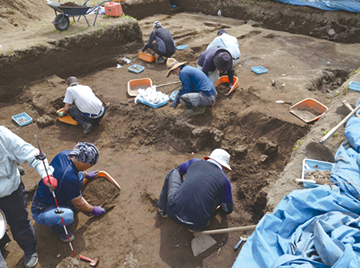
[306,101,360,163]
[320,102,360,144]
[155,81,181,88]
[191,225,256,256]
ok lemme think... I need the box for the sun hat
[204,149,231,170]
[213,49,232,71]
[153,21,162,29]
[165,58,186,78]
[68,142,99,165]
[67,76,79,87]
[0,209,6,240]
[217,29,227,36]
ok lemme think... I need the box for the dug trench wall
[2,0,359,99]
[0,19,143,102]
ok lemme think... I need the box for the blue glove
[92,206,105,216]
[169,101,179,108]
[86,170,99,179]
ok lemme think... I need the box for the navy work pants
[0,181,37,255]
[68,106,105,128]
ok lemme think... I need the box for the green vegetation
[293,138,305,151]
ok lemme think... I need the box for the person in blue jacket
[31,142,105,243]
[141,21,176,64]
[157,149,233,231]
[166,57,217,117]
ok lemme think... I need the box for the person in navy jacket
[157,149,233,231]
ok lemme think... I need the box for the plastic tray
[299,159,334,188]
[12,112,33,126]
[251,66,268,74]
[138,99,169,109]
[170,91,178,101]
[139,51,156,63]
[349,81,360,91]
[127,78,153,97]
[176,45,188,50]
[56,109,79,125]
[214,76,239,95]
[128,64,145,74]
[290,98,328,123]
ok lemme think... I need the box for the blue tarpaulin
[233,97,360,268]
[275,0,360,13]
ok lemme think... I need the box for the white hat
[153,21,161,28]
[0,210,6,239]
[204,149,231,170]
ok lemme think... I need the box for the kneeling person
[31,142,105,242]
[58,76,106,135]
[157,149,233,231]
[166,58,217,117]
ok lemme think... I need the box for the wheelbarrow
[48,0,110,31]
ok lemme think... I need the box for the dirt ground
[1,0,360,267]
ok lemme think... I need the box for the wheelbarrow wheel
[54,14,70,31]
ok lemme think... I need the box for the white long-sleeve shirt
[0,126,52,198]
[207,33,241,60]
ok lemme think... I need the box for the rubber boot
[156,56,165,64]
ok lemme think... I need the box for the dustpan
[83,170,121,190]
[214,76,239,95]
[57,108,79,125]
[127,78,153,97]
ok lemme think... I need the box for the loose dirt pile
[305,170,332,185]
[82,177,120,211]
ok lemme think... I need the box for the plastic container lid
[251,66,268,74]
[349,81,360,91]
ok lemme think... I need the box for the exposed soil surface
[1,0,360,267]
[82,176,120,211]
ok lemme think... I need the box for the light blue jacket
[0,126,52,198]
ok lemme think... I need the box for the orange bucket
[139,51,156,63]
[214,76,239,95]
[105,2,123,17]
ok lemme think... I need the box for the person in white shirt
[0,126,57,268]
[58,76,106,134]
[207,29,241,66]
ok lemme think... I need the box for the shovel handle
[156,81,181,88]
[320,103,360,144]
[194,225,257,236]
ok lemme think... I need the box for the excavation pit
[2,2,360,267]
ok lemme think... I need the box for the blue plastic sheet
[233,97,360,267]
[275,0,360,13]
